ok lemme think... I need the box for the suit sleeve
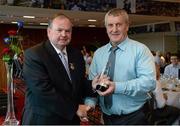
[77,50,97,103]
[23,49,56,96]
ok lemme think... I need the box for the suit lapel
[44,41,72,84]
[66,46,76,90]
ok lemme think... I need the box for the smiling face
[105,9,129,46]
[47,15,72,50]
[170,56,178,65]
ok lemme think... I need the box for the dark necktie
[104,46,118,109]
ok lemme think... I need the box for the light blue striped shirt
[85,37,156,115]
[164,64,180,78]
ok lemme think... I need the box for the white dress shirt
[164,64,180,78]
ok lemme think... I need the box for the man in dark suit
[21,13,99,125]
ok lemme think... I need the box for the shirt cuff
[84,97,97,108]
[114,82,127,94]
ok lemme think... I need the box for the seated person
[164,54,180,78]
[151,63,180,125]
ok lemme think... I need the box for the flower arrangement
[1,21,24,64]
[1,21,24,125]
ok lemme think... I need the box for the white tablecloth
[164,91,180,109]
[160,78,180,109]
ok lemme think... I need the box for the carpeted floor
[81,105,102,125]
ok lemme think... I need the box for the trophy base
[3,119,19,126]
[96,83,108,92]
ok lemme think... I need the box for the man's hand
[97,80,115,96]
[92,75,110,90]
[76,104,92,122]
[92,75,100,90]
[92,74,114,96]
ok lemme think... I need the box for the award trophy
[96,66,109,92]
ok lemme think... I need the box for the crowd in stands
[1,0,179,17]
[7,0,116,12]
[136,0,180,17]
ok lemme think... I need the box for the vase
[3,62,19,126]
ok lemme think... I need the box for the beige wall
[164,34,178,53]
[130,32,178,54]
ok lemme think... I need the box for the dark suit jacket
[22,41,95,122]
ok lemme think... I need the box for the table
[164,91,180,109]
[160,78,180,109]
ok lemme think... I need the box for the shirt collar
[107,37,129,52]
[172,64,179,67]
[50,42,67,57]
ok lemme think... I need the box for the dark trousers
[153,105,180,125]
[21,108,80,125]
[103,107,148,125]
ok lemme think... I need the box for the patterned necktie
[104,46,118,109]
[59,52,71,81]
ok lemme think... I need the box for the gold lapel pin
[69,63,75,70]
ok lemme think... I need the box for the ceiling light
[40,23,48,25]
[88,24,96,27]
[23,16,35,19]
[88,19,97,22]
[11,21,17,24]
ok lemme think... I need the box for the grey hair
[104,8,129,26]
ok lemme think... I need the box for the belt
[103,105,145,118]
